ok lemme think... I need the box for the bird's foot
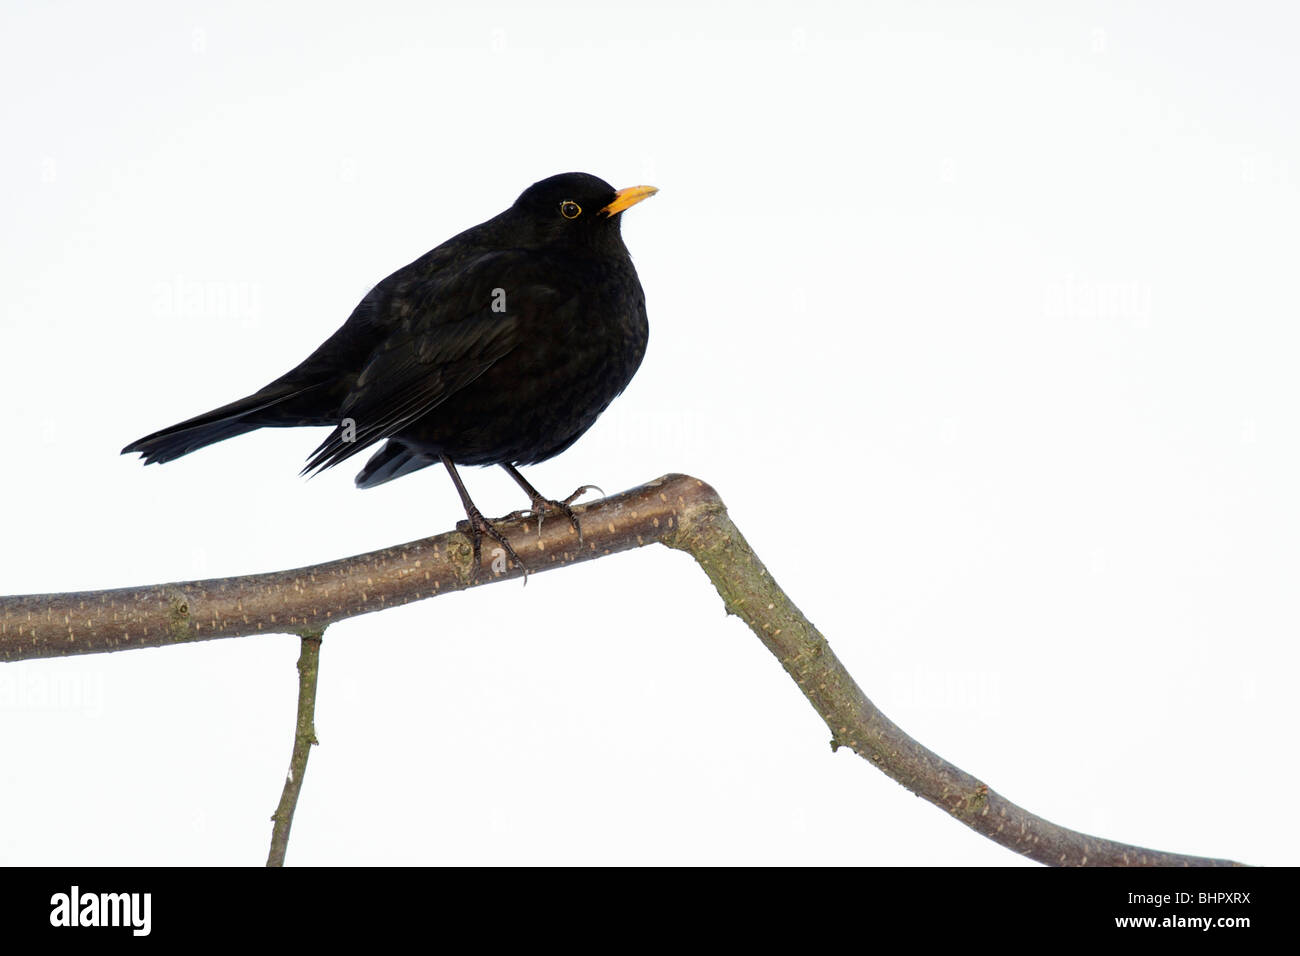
[504,484,602,546]
[456,505,526,582]
[562,484,604,507]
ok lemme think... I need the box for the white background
[2,1,1296,866]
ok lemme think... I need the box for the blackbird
[123,172,657,572]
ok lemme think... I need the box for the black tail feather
[353,440,437,488]
[122,382,326,465]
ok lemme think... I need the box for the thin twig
[267,629,325,866]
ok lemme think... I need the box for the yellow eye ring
[559,200,582,219]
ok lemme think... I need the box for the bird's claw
[510,487,599,547]
[563,484,603,506]
[456,506,527,583]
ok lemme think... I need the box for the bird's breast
[393,255,648,466]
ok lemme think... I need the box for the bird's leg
[441,455,525,579]
[500,463,600,546]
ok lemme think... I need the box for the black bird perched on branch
[123,172,657,572]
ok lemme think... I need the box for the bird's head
[504,172,657,252]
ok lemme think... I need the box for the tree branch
[0,474,1243,866]
[1,475,705,660]
[267,629,325,867]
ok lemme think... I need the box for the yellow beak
[600,185,659,217]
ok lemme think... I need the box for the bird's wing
[301,250,568,475]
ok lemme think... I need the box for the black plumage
[123,172,657,568]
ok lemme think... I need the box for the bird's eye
[559,200,582,219]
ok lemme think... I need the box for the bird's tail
[353,439,438,488]
[121,381,327,465]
